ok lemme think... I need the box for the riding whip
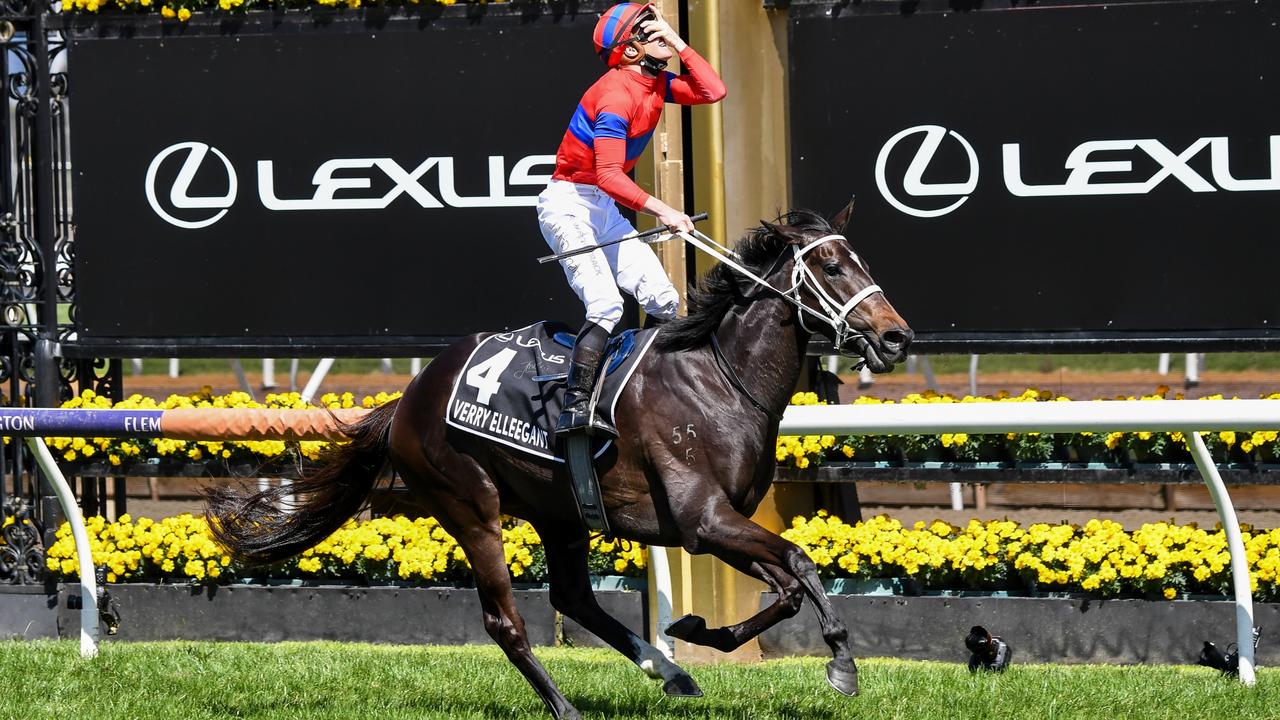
[536,212,708,264]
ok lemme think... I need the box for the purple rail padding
[0,409,165,437]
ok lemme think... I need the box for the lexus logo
[874,125,979,218]
[144,141,554,229]
[145,141,238,229]
[875,126,1280,218]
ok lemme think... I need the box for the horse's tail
[204,398,401,565]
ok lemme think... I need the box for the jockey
[538,1,726,439]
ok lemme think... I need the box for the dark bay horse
[206,201,912,719]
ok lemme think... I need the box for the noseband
[679,230,884,355]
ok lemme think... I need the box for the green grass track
[3,641,1277,719]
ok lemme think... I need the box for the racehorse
[205,200,913,720]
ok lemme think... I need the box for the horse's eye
[823,264,842,277]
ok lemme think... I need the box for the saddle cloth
[444,321,659,462]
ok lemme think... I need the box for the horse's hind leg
[397,456,580,719]
[464,523,581,717]
[538,524,702,698]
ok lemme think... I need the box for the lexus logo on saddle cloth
[875,124,1280,218]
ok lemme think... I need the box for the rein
[709,332,784,422]
[677,229,884,353]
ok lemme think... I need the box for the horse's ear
[829,196,856,235]
[761,219,805,245]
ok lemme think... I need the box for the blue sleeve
[593,111,630,140]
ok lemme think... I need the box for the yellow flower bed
[782,511,1280,601]
[45,513,647,584]
[778,386,1280,466]
[45,388,401,467]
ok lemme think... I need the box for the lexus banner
[70,13,608,347]
[789,0,1280,346]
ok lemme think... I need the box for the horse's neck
[712,283,809,420]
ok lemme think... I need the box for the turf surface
[3,641,1275,719]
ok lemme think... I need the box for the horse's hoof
[666,614,706,642]
[826,660,860,697]
[663,673,704,698]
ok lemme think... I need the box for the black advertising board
[68,10,622,355]
[789,0,1280,351]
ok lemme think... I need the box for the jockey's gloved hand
[661,212,695,234]
[646,198,695,234]
[638,17,687,53]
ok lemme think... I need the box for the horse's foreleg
[686,504,859,696]
[540,527,701,698]
[664,558,804,653]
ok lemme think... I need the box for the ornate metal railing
[0,1,117,583]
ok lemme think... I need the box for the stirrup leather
[564,433,610,534]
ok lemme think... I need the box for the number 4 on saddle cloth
[445,322,657,531]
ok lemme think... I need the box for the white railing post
[300,358,335,404]
[26,437,98,658]
[1186,353,1204,386]
[649,546,674,660]
[229,359,254,398]
[262,358,276,389]
[1186,430,1255,686]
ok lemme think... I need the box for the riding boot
[557,321,618,439]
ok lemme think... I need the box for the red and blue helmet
[592,2,657,67]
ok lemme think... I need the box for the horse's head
[763,199,913,372]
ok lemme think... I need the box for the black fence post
[30,8,64,552]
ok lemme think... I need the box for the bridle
[677,229,884,356]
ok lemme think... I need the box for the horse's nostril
[880,328,913,352]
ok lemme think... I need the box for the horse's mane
[654,209,835,352]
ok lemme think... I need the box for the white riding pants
[537,180,680,333]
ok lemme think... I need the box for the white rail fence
[31,400,1274,683]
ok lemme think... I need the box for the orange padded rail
[160,408,370,442]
